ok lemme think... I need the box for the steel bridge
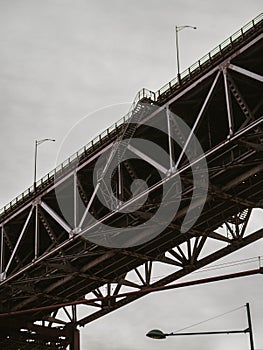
[0,13,262,350]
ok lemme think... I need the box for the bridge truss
[0,13,262,350]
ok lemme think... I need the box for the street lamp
[146,303,255,350]
[175,25,197,80]
[34,138,55,190]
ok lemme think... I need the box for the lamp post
[146,303,255,350]
[175,25,197,80]
[34,138,55,190]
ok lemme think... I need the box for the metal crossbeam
[229,64,263,83]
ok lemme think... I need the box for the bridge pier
[69,328,80,350]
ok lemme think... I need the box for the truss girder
[76,228,263,326]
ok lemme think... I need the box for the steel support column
[223,68,234,136]
[0,226,3,274]
[34,204,39,260]
[166,107,174,171]
[69,328,80,350]
[74,171,78,230]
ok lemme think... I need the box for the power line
[194,255,263,274]
[173,305,245,333]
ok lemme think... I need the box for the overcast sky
[0,1,262,349]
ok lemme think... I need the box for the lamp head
[146,329,166,339]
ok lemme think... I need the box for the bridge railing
[0,13,262,218]
[155,12,262,100]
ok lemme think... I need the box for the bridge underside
[0,14,262,350]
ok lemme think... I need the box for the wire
[173,305,245,333]
[195,255,263,273]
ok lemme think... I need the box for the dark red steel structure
[0,13,262,349]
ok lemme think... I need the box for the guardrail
[155,12,262,100]
[0,13,262,218]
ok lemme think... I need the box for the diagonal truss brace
[41,201,72,234]
[4,207,34,275]
[229,64,263,83]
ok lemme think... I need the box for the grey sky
[0,0,262,349]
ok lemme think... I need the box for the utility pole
[246,302,255,350]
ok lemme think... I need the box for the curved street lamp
[175,25,197,80]
[146,303,255,349]
[34,138,55,190]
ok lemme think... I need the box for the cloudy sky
[0,0,262,349]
